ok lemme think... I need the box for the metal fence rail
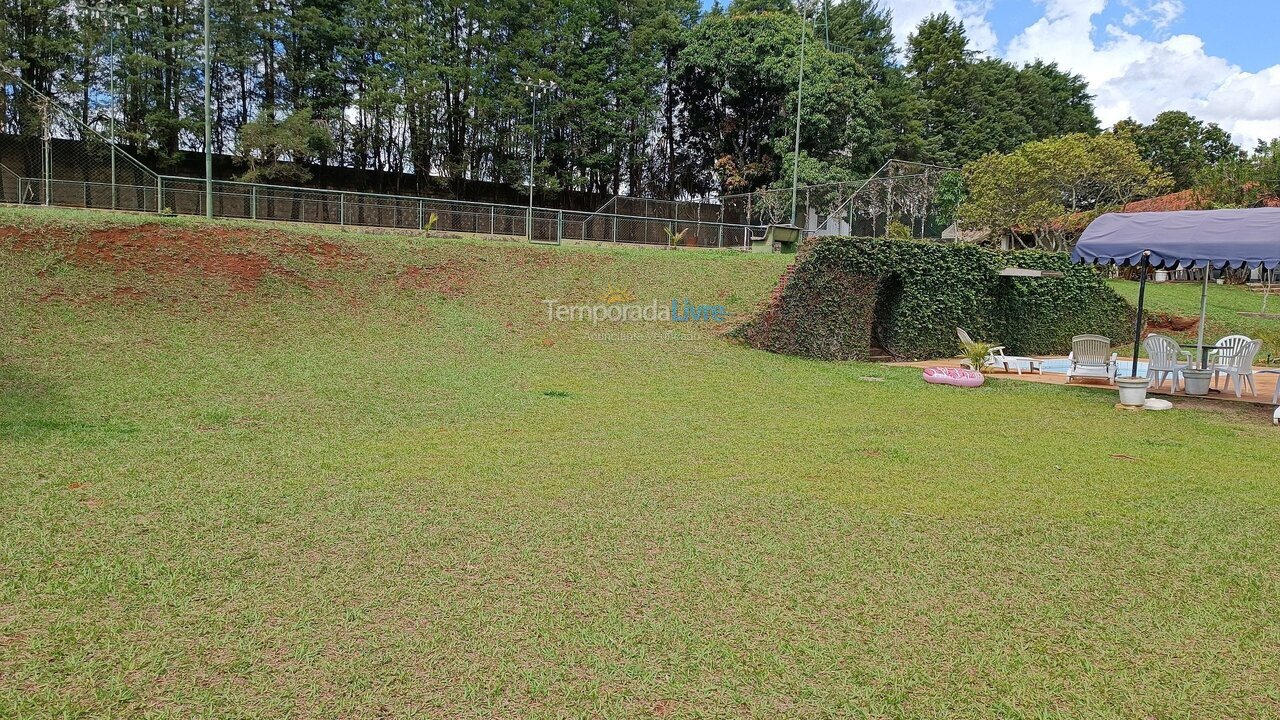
[4,170,764,249]
[1,70,765,249]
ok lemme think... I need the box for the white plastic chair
[956,327,1002,369]
[956,328,1041,374]
[1208,335,1253,369]
[1213,339,1262,398]
[1067,334,1118,384]
[1143,334,1190,392]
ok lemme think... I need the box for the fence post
[489,207,495,236]
[556,210,563,244]
[340,192,346,226]
[418,200,424,230]
[251,185,257,220]
[156,176,162,214]
[612,214,618,243]
[42,136,50,207]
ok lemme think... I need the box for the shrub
[993,250,1134,355]
[736,236,1135,361]
[803,236,1002,359]
[732,263,879,361]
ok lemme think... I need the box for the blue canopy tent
[1072,208,1280,378]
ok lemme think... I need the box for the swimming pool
[1038,358,1149,376]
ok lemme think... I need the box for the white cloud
[883,0,999,53]
[1001,1,1279,147]
[1121,0,1184,30]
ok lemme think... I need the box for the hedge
[732,262,880,361]
[993,249,1135,356]
[736,236,1134,361]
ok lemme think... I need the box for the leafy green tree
[907,13,1100,167]
[1120,110,1242,190]
[906,13,970,165]
[1192,138,1280,208]
[826,0,924,167]
[1,0,75,138]
[959,133,1168,250]
[234,107,334,183]
[1016,61,1098,138]
[675,10,880,194]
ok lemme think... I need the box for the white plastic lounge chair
[1257,368,1280,404]
[1212,339,1261,398]
[1143,334,1191,393]
[1067,334,1118,384]
[956,328,1041,375]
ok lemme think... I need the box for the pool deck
[892,357,1280,406]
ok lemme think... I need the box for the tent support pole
[1196,262,1210,366]
[1130,252,1151,378]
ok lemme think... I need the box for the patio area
[894,356,1280,406]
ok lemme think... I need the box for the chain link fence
[718,161,959,238]
[0,69,772,249]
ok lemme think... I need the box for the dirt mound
[11,224,367,292]
[1147,312,1200,333]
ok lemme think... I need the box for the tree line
[2,0,1100,201]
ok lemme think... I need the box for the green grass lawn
[1109,277,1280,359]
[2,208,1279,718]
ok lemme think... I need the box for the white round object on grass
[1143,398,1174,411]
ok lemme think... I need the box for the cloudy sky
[876,0,1280,148]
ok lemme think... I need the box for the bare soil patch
[395,261,474,298]
[5,224,367,293]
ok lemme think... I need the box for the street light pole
[203,0,213,219]
[789,9,807,227]
[518,79,555,242]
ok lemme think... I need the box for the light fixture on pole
[518,78,555,242]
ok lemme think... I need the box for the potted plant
[1116,374,1149,406]
[959,340,992,374]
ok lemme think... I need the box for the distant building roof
[1121,189,1280,213]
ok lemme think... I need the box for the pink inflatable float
[922,366,984,388]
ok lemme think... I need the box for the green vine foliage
[994,250,1135,355]
[733,265,880,361]
[737,237,1135,361]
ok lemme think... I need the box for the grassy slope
[1110,278,1280,357]
[2,208,1279,718]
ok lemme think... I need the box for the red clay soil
[1146,311,1200,333]
[395,261,474,298]
[9,224,368,293]
[66,226,276,291]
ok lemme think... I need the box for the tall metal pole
[519,79,555,242]
[789,10,806,227]
[1130,251,1151,378]
[109,14,117,210]
[528,89,536,241]
[1196,261,1210,365]
[203,0,212,219]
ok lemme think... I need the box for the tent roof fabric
[1072,208,1280,270]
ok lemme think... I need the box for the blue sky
[712,1,1280,146]
[981,1,1280,73]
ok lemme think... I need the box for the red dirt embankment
[62,225,367,291]
[4,223,380,297]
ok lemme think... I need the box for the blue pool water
[1039,358,1149,376]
